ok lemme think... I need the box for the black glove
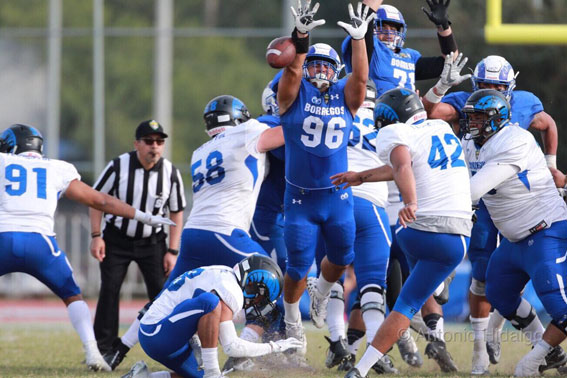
[422,0,452,30]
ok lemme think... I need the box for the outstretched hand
[439,52,471,90]
[330,171,363,189]
[270,337,304,353]
[290,0,326,34]
[422,0,452,30]
[337,2,377,40]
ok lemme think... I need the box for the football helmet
[461,89,511,144]
[303,43,344,90]
[472,55,518,100]
[203,95,251,137]
[233,254,284,323]
[0,124,44,155]
[374,88,426,129]
[261,81,279,116]
[375,5,406,51]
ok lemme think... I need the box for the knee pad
[360,284,386,315]
[469,278,486,296]
[505,298,536,331]
[330,282,344,302]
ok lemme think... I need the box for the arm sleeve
[470,162,520,202]
[415,56,445,80]
[219,321,272,358]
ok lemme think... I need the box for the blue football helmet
[233,254,283,323]
[374,87,426,129]
[461,89,511,144]
[375,5,406,51]
[261,81,279,116]
[472,55,518,100]
[303,43,344,90]
[203,95,251,137]
[0,124,44,155]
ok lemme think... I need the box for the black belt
[103,224,166,249]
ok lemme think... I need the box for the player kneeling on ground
[122,255,303,378]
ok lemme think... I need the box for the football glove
[337,2,377,40]
[422,0,452,30]
[290,0,325,34]
[425,52,470,103]
[269,337,304,353]
[134,209,176,227]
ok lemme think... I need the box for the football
[266,37,296,69]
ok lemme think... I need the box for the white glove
[337,2,377,40]
[290,0,326,34]
[134,209,176,227]
[269,337,304,353]
[425,52,471,104]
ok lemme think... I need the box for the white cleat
[515,351,545,377]
[306,276,329,328]
[471,344,490,375]
[284,319,307,356]
[121,360,150,378]
[84,340,112,372]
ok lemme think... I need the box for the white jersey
[376,119,472,220]
[185,119,270,235]
[463,125,567,242]
[0,152,79,235]
[142,265,243,325]
[348,108,388,207]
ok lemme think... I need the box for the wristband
[91,232,102,238]
[545,154,557,169]
[167,248,179,256]
[424,87,444,104]
[437,33,458,55]
[292,28,310,54]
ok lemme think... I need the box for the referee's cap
[136,120,168,139]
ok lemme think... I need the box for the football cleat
[425,340,458,372]
[344,367,366,378]
[84,340,112,372]
[324,336,351,369]
[222,357,255,372]
[486,339,501,365]
[121,360,150,378]
[471,343,490,375]
[338,353,356,371]
[371,354,399,374]
[306,276,329,328]
[284,319,307,356]
[103,338,130,370]
[434,270,455,305]
[515,351,545,377]
[397,329,423,367]
[540,345,567,372]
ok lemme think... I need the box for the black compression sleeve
[415,56,445,80]
[364,8,376,65]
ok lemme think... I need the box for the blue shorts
[0,232,80,299]
[486,220,567,324]
[469,200,499,282]
[165,228,268,288]
[284,184,355,281]
[389,224,409,278]
[394,227,469,319]
[139,291,219,378]
[250,209,287,274]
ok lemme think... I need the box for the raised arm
[422,0,459,57]
[257,126,285,153]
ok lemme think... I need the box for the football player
[121,255,303,378]
[331,88,472,378]
[0,124,173,372]
[461,90,567,377]
[271,0,374,357]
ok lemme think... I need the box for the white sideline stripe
[460,235,467,258]
[373,204,391,247]
[41,234,60,257]
[556,274,567,305]
[394,225,403,235]
[250,220,270,241]
[169,309,204,323]
[556,250,567,264]
[140,324,162,336]
[215,233,259,258]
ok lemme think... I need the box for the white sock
[515,299,544,345]
[316,275,336,297]
[201,347,220,376]
[327,283,345,341]
[240,326,260,342]
[355,344,383,377]
[425,315,445,342]
[121,318,140,348]
[470,316,489,344]
[348,337,365,355]
[530,340,553,360]
[150,372,171,378]
[284,300,301,323]
[486,309,506,343]
[67,300,95,345]
[362,310,384,344]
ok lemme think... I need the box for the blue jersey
[255,114,285,213]
[275,77,354,189]
[443,90,543,129]
[342,36,421,95]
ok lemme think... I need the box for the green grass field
[0,322,555,377]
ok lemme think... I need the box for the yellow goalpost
[485,0,567,44]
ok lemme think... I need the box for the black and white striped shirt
[94,151,186,239]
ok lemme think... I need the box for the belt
[103,225,166,249]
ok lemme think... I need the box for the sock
[327,283,345,341]
[347,328,365,355]
[284,300,301,324]
[424,313,444,342]
[240,327,260,343]
[316,275,336,297]
[121,318,140,348]
[150,372,171,378]
[362,310,384,344]
[522,317,544,346]
[531,340,553,360]
[486,309,506,344]
[67,300,95,345]
[201,347,220,376]
[355,344,383,377]
[470,316,489,343]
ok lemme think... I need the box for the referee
[89,119,186,354]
